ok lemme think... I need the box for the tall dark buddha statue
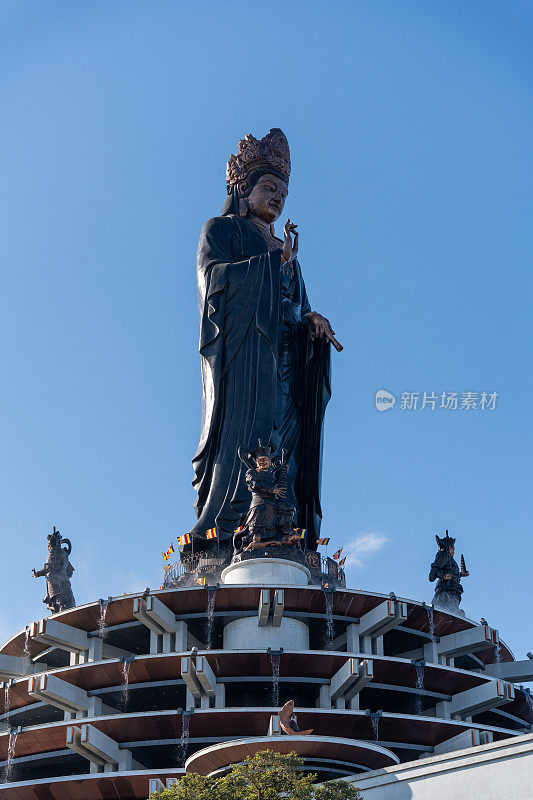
[189,128,340,554]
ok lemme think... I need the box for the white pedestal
[221,558,310,587]
[223,615,309,650]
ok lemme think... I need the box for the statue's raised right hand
[281,218,298,265]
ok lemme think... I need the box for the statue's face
[256,455,271,471]
[448,546,455,557]
[246,174,288,223]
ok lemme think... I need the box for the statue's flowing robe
[191,214,330,550]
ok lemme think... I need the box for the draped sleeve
[429,551,446,582]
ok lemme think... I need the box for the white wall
[348,733,533,800]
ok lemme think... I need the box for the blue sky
[0,1,531,665]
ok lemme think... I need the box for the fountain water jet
[120,656,135,710]
[5,728,18,781]
[426,604,435,640]
[269,651,281,707]
[525,689,533,723]
[206,588,216,650]
[323,589,334,645]
[179,712,190,766]
[414,662,425,714]
[3,681,11,721]
[98,598,110,640]
[22,627,31,675]
[495,640,503,678]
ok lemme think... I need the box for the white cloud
[342,530,389,568]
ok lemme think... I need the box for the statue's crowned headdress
[435,530,456,550]
[251,439,277,460]
[47,526,62,549]
[238,439,279,469]
[226,128,291,188]
[46,525,72,555]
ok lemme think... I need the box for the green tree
[151,750,362,800]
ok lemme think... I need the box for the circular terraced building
[1,553,532,799]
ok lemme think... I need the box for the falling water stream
[269,652,280,707]
[23,628,31,675]
[371,715,379,740]
[324,591,334,646]
[415,663,425,714]
[206,589,216,650]
[426,605,435,640]
[98,599,109,640]
[4,682,11,720]
[120,657,134,710]
[494,640,503,678]
[525,691,533,723]
[5,729,18,781]
[180,713,190,766]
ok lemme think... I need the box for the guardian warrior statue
[32,526,76,613]
[233,442,302,555]
[429,530,469,615]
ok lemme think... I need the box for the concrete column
[330,658,373,706]
[215,683,225,708]
[185,688,196,712]
[348,600,407,656]
[134,596,187,654]
[181,655,220,709]
[349,694,360,710]
[70,652,88,666]
[346,624,359,653]
[423,640,439,664]
[318,684,331,709]
[258,590,270,627]
[272,590,284,627]
[66,724,135,772]
[195,656,216,699]
[88,638,104,662]
[435,700,451,720]
[181,656,202,701]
